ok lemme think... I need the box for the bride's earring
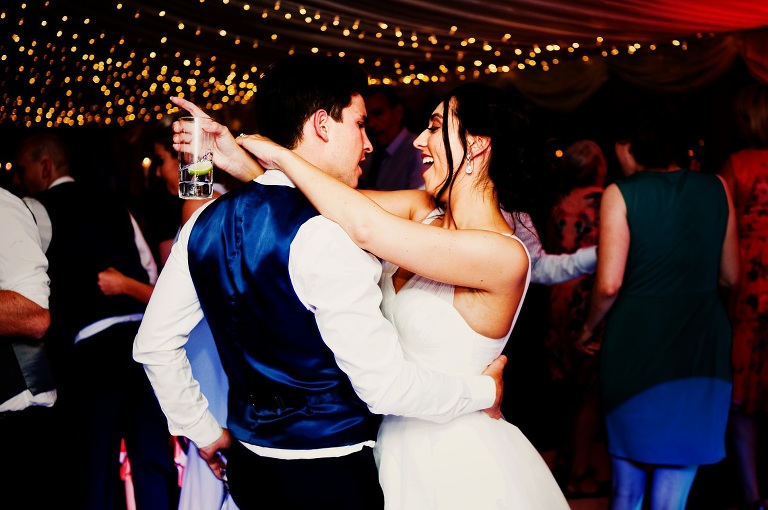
[465,155,473,174]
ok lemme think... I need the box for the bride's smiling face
[414,100,466,199]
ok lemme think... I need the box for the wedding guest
[0,186,56,510]
[100,112,237,510]
[720,82,768,510]
[577,103,739,510]
[545,139,607,497]
[14,133,179,510]
[358,85,427,190]
[504,210,596,285]
[499,209,597,456]
[149,112,187,268]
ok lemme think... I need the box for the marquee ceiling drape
[3,0,768,126]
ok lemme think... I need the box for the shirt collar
[48,175,75,189]
[255,169,296,187]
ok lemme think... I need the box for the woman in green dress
[577,104,740,510]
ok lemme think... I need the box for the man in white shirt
[504,211,596,285]
[14,134,178,510]
[0,186,57,509]
[358,85,428,190]
[134,55,504,509]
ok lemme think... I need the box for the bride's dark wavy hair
[434,83,543,218]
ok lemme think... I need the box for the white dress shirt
[134,170,495,459]
[0,188,55,411]
[0,189,50,309]
[504,211,597,285]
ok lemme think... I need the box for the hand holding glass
[178,116,214,199]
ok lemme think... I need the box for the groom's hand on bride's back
[481,355,507,419]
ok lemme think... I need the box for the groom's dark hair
[254,54,369,150]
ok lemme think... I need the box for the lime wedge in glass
[188,160,213,176]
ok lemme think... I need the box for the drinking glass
[178,116,214,199]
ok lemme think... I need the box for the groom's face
[323,94,373,188]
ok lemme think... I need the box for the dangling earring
[465,155,473,174]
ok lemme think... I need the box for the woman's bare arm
[716,174,739,288]
[359,189,434,222]
[238,135,527,294]
[577,184,629,354]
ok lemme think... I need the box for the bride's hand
[236,134,291,172]
[170,96,263,182]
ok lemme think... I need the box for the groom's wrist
[468,375,496,411]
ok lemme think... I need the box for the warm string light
[0,0,716,127]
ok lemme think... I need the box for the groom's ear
[312,110,331,142]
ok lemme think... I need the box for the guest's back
[14,133,179,510]
[617,170,727,295]
[720,82,768,510]
[0,186,58,510]
[544,139,607,497]
[582,101,739,510]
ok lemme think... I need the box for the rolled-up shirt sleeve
[1,191,49,308]
[290,216,494,423]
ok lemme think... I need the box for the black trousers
[227,439,384,509]
[0,404,66,510]
[65,321,179,510]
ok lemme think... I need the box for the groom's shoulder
[295,215,366,255]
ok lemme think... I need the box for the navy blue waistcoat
[188,181,380,450]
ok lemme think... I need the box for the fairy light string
[1,0,717,127]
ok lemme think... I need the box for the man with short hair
[0,186,56,510]
[14,134,179,510]
[134,55,505,509]
[358,84,428,190]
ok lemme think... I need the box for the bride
[234,82,569,509]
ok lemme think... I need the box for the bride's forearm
[230,150,265,182]
[276,150,383,248]
[237,133,389,249]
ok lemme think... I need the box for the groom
[134,55,505,509]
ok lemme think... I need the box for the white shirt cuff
[575,246,598,274]
[467,375,496,411]
[174,411,223,449]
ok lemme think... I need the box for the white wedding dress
[374,234,570,510]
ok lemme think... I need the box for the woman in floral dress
[544,139,606,497]
[720,82,768,510]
